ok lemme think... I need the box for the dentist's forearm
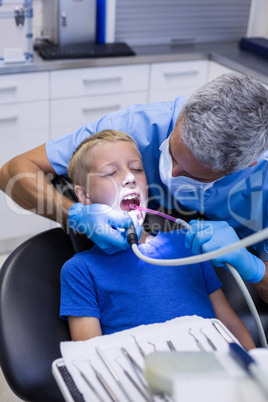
[0,145,74,224]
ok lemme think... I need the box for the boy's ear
[74,185,92,205]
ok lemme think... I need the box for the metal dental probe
[89,361,119,402]
[121,347,149,390]
[131,334,146,358]
[72,360,105,402]
[212,321,233,344]
[167,340,176,351]
[96,346,134,402]
[188,328,206,352]
[200,328,217,351]
[115,357,154,402]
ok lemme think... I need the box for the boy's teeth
[124,194,137,200]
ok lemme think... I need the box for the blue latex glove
[185,220,265,283]
[68,203,143,254]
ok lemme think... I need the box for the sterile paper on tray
[58,316,246,402]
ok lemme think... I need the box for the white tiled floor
[0,254,24,401]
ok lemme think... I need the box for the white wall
[247,0,268,37]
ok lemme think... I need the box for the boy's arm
[68,316,102,341]
[209,289,255,350]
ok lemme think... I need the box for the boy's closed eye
[100,171,117,177]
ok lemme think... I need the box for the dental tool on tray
[127,204,268,348]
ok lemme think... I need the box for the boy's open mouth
[120,193,140,211]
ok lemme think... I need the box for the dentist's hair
[178,73,268,174]
[68,129,140,186]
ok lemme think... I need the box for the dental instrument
[96,346,133,402]
[131,335,147,358]
[167,340,176,351]
[127,204,268,348]
[89,361,119,402]
[188,329,206,352]
[115,358,153,402]
[72,361,105,402]
[121,347,149,391]
[212,321,234,344]
[200,328,217,351]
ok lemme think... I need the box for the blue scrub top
[46,97,268,260]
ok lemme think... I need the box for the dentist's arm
[0,144,135,254]
[185,220,268,303]
[0,144,73,223]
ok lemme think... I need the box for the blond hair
[68,129,140,186]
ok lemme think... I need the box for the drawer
[51,91,148,138]
[150,60,208,91]
[50,64,150,99]
[0,72,49,104]
[0,101,49,134]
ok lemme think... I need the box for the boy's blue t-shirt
[60,230,222,335]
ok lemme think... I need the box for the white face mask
[159,137,218,195]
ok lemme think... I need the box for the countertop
[0,40,267,85]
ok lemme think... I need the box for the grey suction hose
[128,219,268,348]
[226,263,268,348]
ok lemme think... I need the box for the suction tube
[128,204,268,348]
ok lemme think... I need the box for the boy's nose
[122,170,136,186]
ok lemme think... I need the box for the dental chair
[0,176,268,402]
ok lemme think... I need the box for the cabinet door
[149,60,209,102]
[51,91,148,138]
[208,61,268,89]
[0,72,49,104]
[208,61,236,82]
[50,64,149,99]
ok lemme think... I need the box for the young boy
[60,129,255,350]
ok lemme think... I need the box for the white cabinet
[149,60,209,102]
[208,61,237,82]
[50,64,149,137]
[208,61,268,90]
[0,72,52,250]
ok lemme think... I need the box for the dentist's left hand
[185,220,265,283]
[68,203,143,254]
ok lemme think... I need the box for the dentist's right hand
[185,220,265,283]
[68,203,142,254]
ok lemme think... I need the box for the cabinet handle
[0,114,18,122]
[164,70,199,78]
[82,76,122,85]
[82,104,121,113]
[0,83,17,92]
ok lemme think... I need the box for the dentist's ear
[249,161,257,167]
[74,185,92,205]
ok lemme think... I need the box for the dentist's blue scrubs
[46,97,268,260]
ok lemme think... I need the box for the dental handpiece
[126,223,138,246]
